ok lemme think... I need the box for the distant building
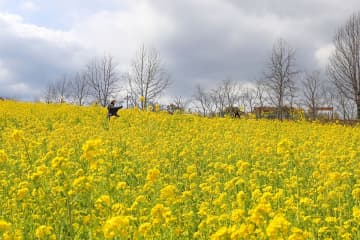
[253,106,304,120]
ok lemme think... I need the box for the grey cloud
[0,15,89,100]
[146,0,360,99]
[1,0,360,101]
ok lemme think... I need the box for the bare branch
[263,38,298,120]
[128,45,170,109]
[327,12,360,119]
[85,54,120,106]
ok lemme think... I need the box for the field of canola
[1,100,360,239]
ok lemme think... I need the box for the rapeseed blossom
[1,100,360,239]
[102,216,130,238]
[35,225,54,239]
[266,214,290,239]
[0,149,7,164]
[0,220,11,232]
[146,168,160,182]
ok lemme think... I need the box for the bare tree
[335,88,356,120]
[255,79,267,117]
[43,84,53,104]
[211,87,227,117]
[263,39,298,120]
[302,70,323,120]
[54,75,70,103]
[319,84,337,119]
[327,12,360,119]
[192,85,214,116]
[85,54,120,107]
[222,79,240,108]
[43,76,70,103]
[288,81,297,109]
[210,79,241,117]
[171,96,190,111]
[69,72,89,106]
[242,88,257,112]
[128,45,170,109]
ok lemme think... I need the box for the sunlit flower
[81,138,103,162]
[211,226,229,240]
[266,214,291,238]
[138,222,152,236]
[2,100,360,239]
[103,216,130,239]
[151,204,172,224]
[146,168,160,182]
[95,195,111,210]
[352,188,360,200]
[35,225,53,239]
[11,129,24,142]
[353,207,360,219]
[0,150,7,164]
[160,184,177,202]
[0,220,11,232]
[17,188,29,200]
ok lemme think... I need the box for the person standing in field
[107,100,123,119]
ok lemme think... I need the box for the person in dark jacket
[107,100,123,119]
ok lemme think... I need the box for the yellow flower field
[1,100,360,239]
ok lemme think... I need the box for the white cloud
[69,1,175,71]
[0,12,91,100]
[0,59,12,83]
[20,1,39,12]
[0,59,40,99]
[0,13,77,45]
[315,44,335,68]
[8,82,38,96]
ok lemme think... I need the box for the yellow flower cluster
[1,100,360,239]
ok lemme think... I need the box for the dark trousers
[108,106,122,119]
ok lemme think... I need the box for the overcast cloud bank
[0,0,359,101]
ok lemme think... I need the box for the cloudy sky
[0,0,359,102]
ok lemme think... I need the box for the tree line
[43,45,170,109]
[43,12,360,120]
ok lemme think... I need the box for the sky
[0,0,359,102]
